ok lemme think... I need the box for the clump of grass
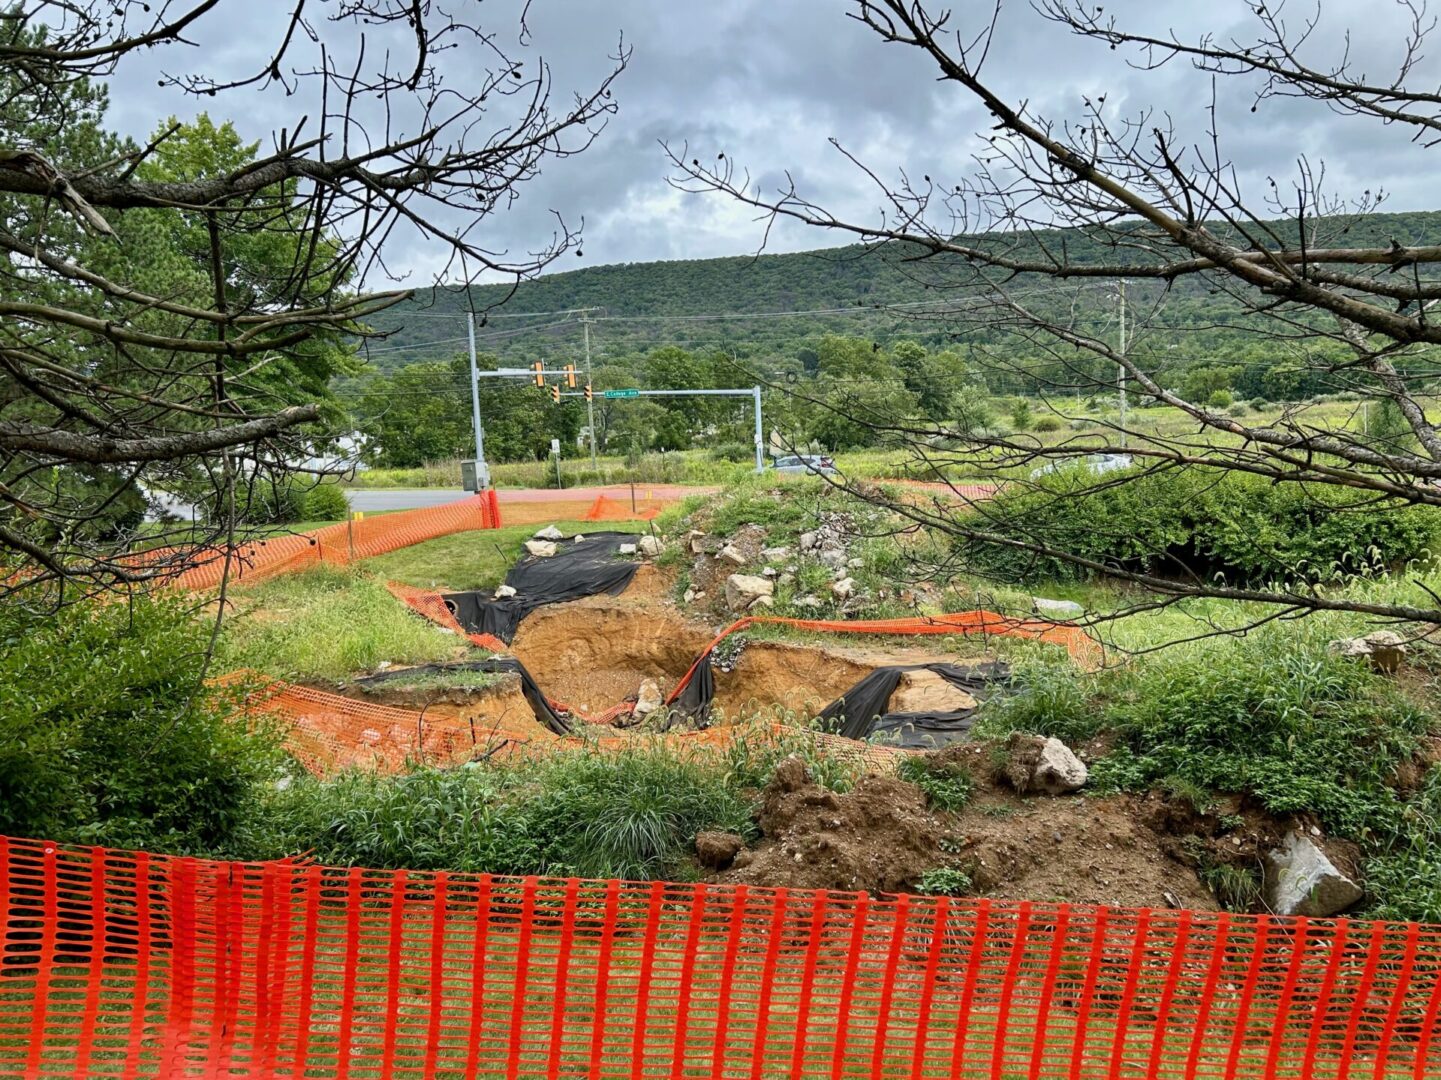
[917,867,973,896]
[719,719,865,794]
[218,565,459,681]
[897,755,973,812]
[1199,861,1263,913]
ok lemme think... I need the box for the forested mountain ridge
[362,209,1441,367]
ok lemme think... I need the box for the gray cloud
[101,0,1441,281]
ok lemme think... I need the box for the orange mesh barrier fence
[583,493,666,521]
[384,581,512,652]
[3,834,1439,1080]
[155,491,501,591]
[227,671,547,775]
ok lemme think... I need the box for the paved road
[345,484,718,512]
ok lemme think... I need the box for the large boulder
[1000,733,1088,795]
[524,539,558,558]
[532,524,565,541]
[1264,832,1362,917]
[638,535,664,558]
[726,573,774,612]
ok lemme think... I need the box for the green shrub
[1206,389,1234,408]
[1032,415,1063,433]
[963,465,1440,586]
[303,482,350,521]
[0,598,284,852]
[239,747,754,879]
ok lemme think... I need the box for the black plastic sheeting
[816,661,1010,749]
[441,532,641,644]
[666,653,716,728]
[354,659,572,736]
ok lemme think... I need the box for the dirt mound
[715,748,1222,910]
[327,669,556,747]
[724,757,958,893]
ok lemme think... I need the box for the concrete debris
[524,539,558,558]
[726,573,775,612]
[633,678,664,718]
[1264,831,1362,917]
[493,584,517,599]
[718,543,748,566]
[618,543,637,555]
[532,525,565,541]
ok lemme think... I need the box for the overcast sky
[104,0,1439,283]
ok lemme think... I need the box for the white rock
[831,576,857,600]
[524,539,558,558]
[493,584,517,599]
[618,543,638,555]
[374,660,392,673]
[683,588,696,604]
[633,678,664,717]
[794,595,823,609]
[749,595,775,611]
[1330,630,1407,674]
[761,546,792,560]
[533,525,565,541]
[818,548,848,570]
[717,543,748,566]
[777,572,795,587]
[572,534,585,543]
[848,557,864,569]
[1033,738,1088,794]
[1264,832,1363,917]
[799,531,818,552]
[762,566,778,578]
[726,573,775,612]
[1033,597,1085,619]
[638,535,664,558]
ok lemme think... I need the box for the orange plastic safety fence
[153,491,501,591]
[3,834,1438,1080]
[582,494,666,521]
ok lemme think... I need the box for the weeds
[897,755,973,812]
[917,867,973,896]
[1199,861,1263,913]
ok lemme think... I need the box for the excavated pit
[509,595,978,721]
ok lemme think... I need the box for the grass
[216,564,464,682]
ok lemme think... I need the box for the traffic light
[550,384,561,404]
[584,384,593,402]
[564,363,577,388]
[532,361,544,387]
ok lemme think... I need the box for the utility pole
[1117,280,1128,450]
[467,313,490,489]
[581,311,599,469]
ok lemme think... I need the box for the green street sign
[602,389,640,399]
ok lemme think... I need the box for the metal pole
[582,313,599,469]
[752,385,764,473]
[467,313,490,489]
[1117,281,1127,449]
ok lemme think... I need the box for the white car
[772,454,838,476]
[1030,453,1133,479]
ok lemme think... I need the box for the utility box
[461,459,479,492]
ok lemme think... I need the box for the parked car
[771,453,838,476]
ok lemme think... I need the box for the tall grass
[217,565,461,681]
